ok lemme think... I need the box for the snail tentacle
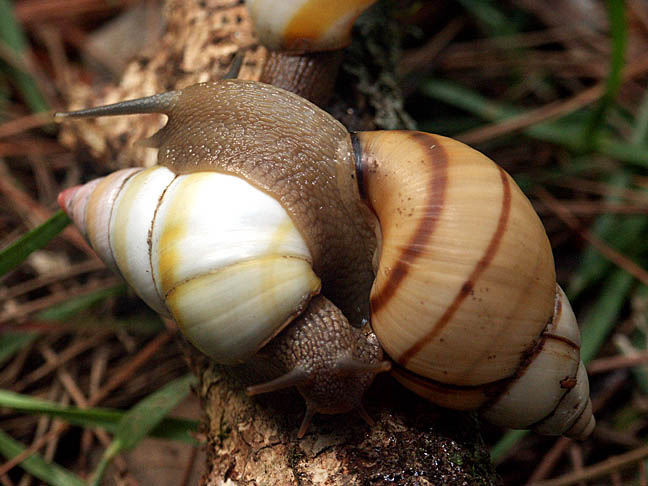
[53,90,181,120]
[255,295,390,436]
[246,367,310,396]
[298,408,316,438]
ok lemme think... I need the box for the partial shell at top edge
[246,0,377,52]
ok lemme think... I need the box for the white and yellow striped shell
[246,0,377,52]
[60,166,320,364]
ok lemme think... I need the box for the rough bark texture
[60,0,500,484]
[184,342,497,486]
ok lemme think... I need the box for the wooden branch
[187,345,497,486]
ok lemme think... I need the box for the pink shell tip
[57,186,81,213]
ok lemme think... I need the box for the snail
[245,0,377,105]
[55,79,595,440]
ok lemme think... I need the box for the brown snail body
[56,79,595,439]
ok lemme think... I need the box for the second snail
[55,79,595,440]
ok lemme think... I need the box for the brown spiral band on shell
[543,333,580,349]
[390,316,571,412]
[399,166,512,367]
[479,325,578,408]
[390,297,581,407]
[357,131,450,317]
[392,361,509,394]
[391,309,587,434]
[355,131,583,428]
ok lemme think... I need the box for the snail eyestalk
[246,368,310,396]
[249,296,389,436]
[53,90,181,120]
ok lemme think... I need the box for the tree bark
[60,0,500,484]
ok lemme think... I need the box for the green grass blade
[1,284,129,373]
[422,80,508,123]
[421,80,648,167]
[565,172,629,298]
[40,311,165,335]
[91,374,196,485]
[580,268,635,364]
[0,0,49,113]
[627,286,648,394]
[490,429,529,462]
[566,170,640,299]
[0,210,70,277]
[595,136,648,166]
[456,0,517,36]
[421,79,585,150]
[0,389,198,444]
[569,214,646,299]
[0,332,37,367]
[111,374,196,451]
[582,0,627,145]
[631,89,648,145]
[0,428,85,486]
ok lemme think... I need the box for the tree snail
[245,0,377,105]
[55,79,595,440]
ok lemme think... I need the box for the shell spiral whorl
[352,131,594,439]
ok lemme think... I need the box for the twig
[535,201,648,216]
[0,277,119,325]
[180,445,199,486]
[530,444,648,486]
[546,177,648,205]
[0,331,174,476]
[588,351,648,374]
[1,259,105,301]
[12,332,109,392]
[0,167,93,256]
[400,17,464,75]
[458,54,648,144]
[88,331,174,405]
[536,187,648,286]
[0,422,68,477]
[640,460,647,486]
[568,443,586,486]
[15,0,133,22]
[80,345,110,472]
[0,113,54,139]
[40,344,135,479]
[527,438,572,484]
